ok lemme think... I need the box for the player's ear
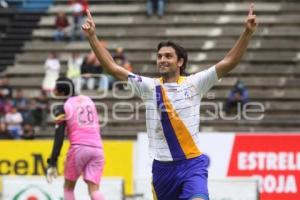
[178,57,184,68]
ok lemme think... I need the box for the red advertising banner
[227,134,300,200]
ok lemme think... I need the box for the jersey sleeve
[47,123,66,167]
[127,73,155,99]
[188,65,219,96]
[53,105,66,125]
[47,104,66,167]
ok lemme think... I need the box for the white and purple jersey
[128,66,218,161]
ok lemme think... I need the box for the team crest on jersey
[184,88,192,100]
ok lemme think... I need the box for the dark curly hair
[157,41,188,75]
[55,77,75,97]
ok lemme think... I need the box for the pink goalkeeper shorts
[64,145,105,184]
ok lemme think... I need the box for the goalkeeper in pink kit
[46,77,105,200]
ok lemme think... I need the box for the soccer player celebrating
[82,3,257,200]
[46,77,105,200]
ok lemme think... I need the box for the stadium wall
[0,140,133,194]
[136,133,300,200]
[1,133,300,199]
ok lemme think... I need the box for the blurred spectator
[0,121,9,139]
[67,52,84,94]
[54,11,70,41]
[5,106,23,139]
[0,75,13,128]
[113,47,133,72]
[147,0,165,18]
[0,99,12,118]
[32,90,49,131]
[42,52,61,94]
[79,0,89,12]
[95,41,115,92]
[98,70,115,92]
[69,0,89,12]
[12,89,34,138]
[22,123,35,139]
[0,97,9,139]
[81,51,103,90]
[0,75,13,100]
[112,47,132,90]
[0,109,7,130]
[224,79,249,114]
[13,89,32,123]
[0,0,8,8]
[69,0,85,40]
[0,101,11,115]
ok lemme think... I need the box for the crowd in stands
[42,45,133,96]
[1,0,251,139]
[51,0,133,93]
[0,45,132,140]
[0,0,133,140]
[53,0,166,43]
[0,75,49,140]
[54,0,88,41]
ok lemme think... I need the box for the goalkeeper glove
[46,158,58,184]
[46,166,58,184]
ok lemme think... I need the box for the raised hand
[245,3,258,33]
[82,9,96,37]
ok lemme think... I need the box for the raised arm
[82,10,130,81]
[216,3,258,78]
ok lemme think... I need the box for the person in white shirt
[82,3,257,200]
[5,106,23,139]
[42,52,61,93]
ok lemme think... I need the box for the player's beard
[158,67,178,79]
[158,62,177,76]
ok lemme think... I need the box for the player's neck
[162,74,180,83]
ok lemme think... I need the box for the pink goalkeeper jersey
[64,95,103,148]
